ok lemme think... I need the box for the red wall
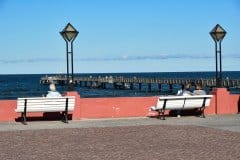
[65,91,158,119]
[0,100,17,121]
[0,88,239,122]
[204,88,239,115]
[79,97,157,119]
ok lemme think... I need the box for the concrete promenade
[0,115,240,160]
[0,114,240,132]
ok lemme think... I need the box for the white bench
[15,96,75,124]
[150,95,213,120]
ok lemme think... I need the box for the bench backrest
[155,95,213,110]
[156,97,185,110]
[183,95,212,109]
[15,96,75,113]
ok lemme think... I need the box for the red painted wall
[0,89,239,122]
[0,100,17,122]
[206,88,239,115]
[78,96,157,119]
[65,91,158,119]
[229,95,239,113]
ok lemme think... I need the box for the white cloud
[0,53,239,64]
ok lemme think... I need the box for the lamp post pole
[219,40,223,87]
[214,40,218,87]
[210,24,226,88]
[71,40,74,83]
[65,38,69,84]
[60,23,79,89]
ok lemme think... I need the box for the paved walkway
[0,114,239,132]
[0,115,240,160]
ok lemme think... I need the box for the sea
[0,71,240,100]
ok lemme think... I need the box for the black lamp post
[60,23,79,88]
[210,24,226,87]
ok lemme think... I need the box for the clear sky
[0,0,239,74]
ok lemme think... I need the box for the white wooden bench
[150,95,213,120]
[15,96,75,124]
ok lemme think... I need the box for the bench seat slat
[15,106,75,112]
[156,99,185,110]
[16,108,74,112]
[184,99,205,109]
[16,103,75,107]
[184,98,211,109]
[17,101,75,107]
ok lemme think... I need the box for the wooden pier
[40,75,240,91]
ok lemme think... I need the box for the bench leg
[21,112,27,125]
[158,110,166,120]
[199,107,205,118]
[63,98,69,123]
[22,99,27,125]
[64,112,68,123]
[62,112,68,123]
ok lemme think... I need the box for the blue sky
[0,0,239,74]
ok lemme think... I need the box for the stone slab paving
[0,115,240,160]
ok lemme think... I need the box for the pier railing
[40,75,240,89]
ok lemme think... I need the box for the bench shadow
[148,109,202,119]
[169,109,202,117]
[15,112,72,122]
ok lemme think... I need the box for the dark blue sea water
[0,71,239,100]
